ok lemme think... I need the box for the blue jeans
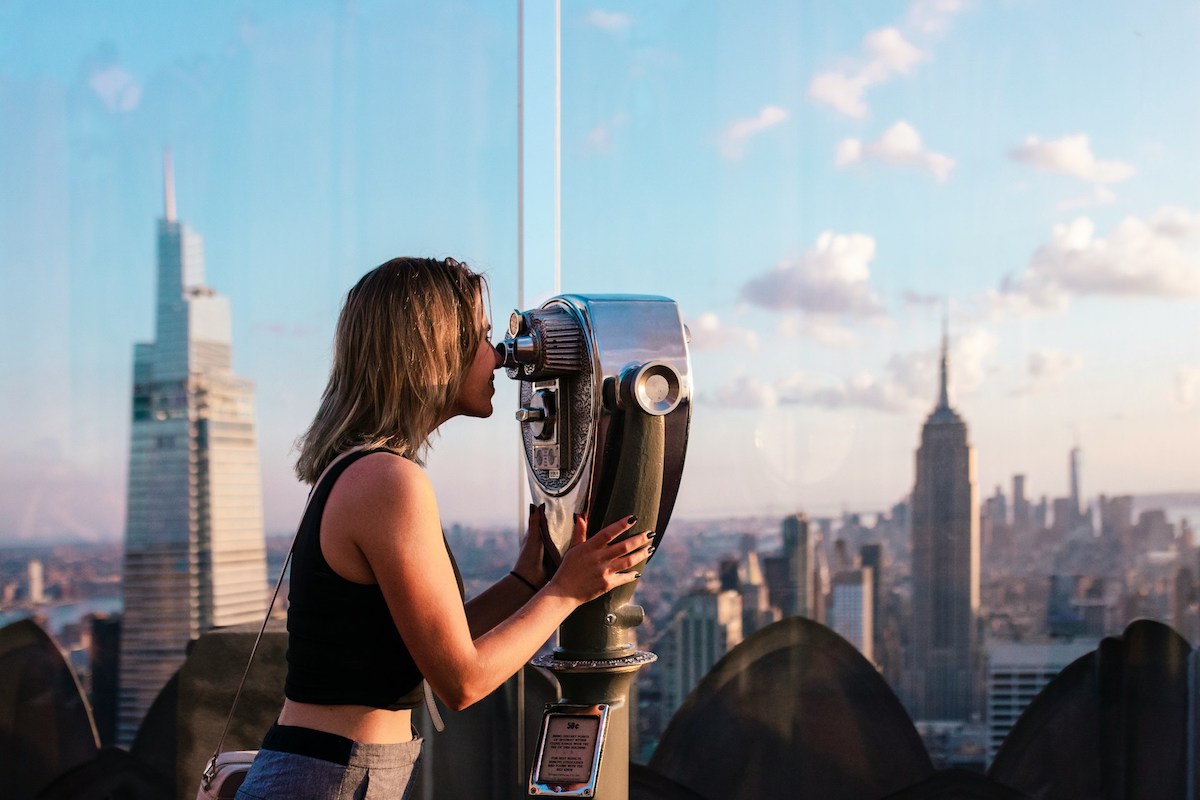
[234,724,423,800]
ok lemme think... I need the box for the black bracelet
[509,570,539,594]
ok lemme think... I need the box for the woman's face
[450,311,501,420]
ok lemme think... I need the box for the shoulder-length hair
[294,257,487,483]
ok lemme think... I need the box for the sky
[2,0,1199,542]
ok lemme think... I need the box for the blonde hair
[295,257,487,483]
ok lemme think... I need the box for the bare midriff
[277,698,414,743]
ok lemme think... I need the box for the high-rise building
[117,152,267,745]
[734,549,780,638]
[985,639,1095,764]
[27,560,44,604]
[809,529,829,625]
[1171,566,1200,644]
[1011,474,1030,530]
[829,567,874,663]
[1068,446,1082,523]
[89,613,121,747]
[859,543,883,657]
[657,578,743,721]
[908,327,980,721]
[764,513,809,618]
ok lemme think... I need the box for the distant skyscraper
[809,529,829,625]
[117,152,267,745]
[27,559,44,604]
[1011,474,1030,530]
[764,513,809,618]
[658,580,743,720]
[908,326,980,721]
[1069,446,1082,523]
[985,640,1095,764]
[859,543,883,657]
[89,613,121,747]
[728,548,779,638]
[829,567,874,663]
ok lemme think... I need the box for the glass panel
[560,0,1200,775]
[0,0,521,751]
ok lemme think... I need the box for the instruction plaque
[528,703,610,797]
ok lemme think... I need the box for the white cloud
[686,313,760,352]
[986,208,1200,317]
[978,282,1068,320]
[711,374,778,409]
[836,120,955,182]
[861,26,926,78]
[778,370,918,413]
[808,72,872,120]
[905,0,966,35]
[718,105,788,160]
[809,27,924,119]
[885,327,996,401]
[1174,367,1200,409]
[903,290,944,309]
[1010,134,1135,184]
[954,328,998,392]
[88,64,142,112]
[808,0,967,118]
[585,10,632,33]
[706,327,995,414]
[777,315,859,348]
[585,112,628,153]
[1054,185,1117,212]
[1029,210,1200,297]
[741,232,884,315]
[1015,348,1082,394]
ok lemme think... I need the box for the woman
[235,257,651,799]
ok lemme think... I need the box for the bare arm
[464,575,540,638]
[324,455,649,711]
[464,504,556,638]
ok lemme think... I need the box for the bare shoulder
[323,452,442,573]
[329,452,436,521]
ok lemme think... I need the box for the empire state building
[907,328,980,721]
[117,153,268,745]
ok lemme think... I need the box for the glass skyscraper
[117,153,268,745]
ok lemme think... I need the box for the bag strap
[423,678,445,732]
[203,446,368,788]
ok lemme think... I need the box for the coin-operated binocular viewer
[498,295,691,799]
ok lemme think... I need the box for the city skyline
[2,2,1199,542]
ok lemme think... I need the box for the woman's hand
[547,514,654,604]
[512,503,550,590]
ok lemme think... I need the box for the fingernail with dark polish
[645,530,656,539]
[627,515,638,524]
[647,546,656,556]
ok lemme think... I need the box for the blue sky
[2,1,1199,541]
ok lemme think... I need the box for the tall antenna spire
[163,147,176,223]
[937,305,950,409]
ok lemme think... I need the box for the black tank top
[284,448,464,710]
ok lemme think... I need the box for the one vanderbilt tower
[117,151,268,745]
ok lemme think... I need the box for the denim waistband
[261,723,421,768]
